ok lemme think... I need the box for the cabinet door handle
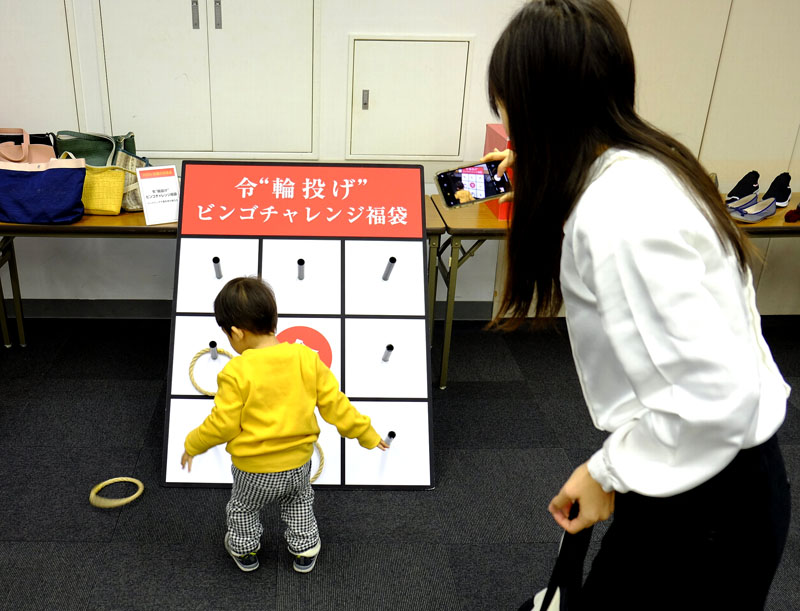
[214,0,222,29]
[362,89,369,110]
[191,0,200,29]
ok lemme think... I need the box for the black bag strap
[540,502,593,610]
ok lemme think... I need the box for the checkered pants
[226,461,319,555]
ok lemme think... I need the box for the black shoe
[725,170,759,206]
[762,172,792,208]
[291,541,321,573]
[224,532,260,572]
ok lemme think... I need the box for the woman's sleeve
[184,370,244,456]
[573,200,760,497]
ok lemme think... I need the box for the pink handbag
[0,128,56,163]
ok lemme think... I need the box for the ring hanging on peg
[382,256,396,281]
[212,256,222,279]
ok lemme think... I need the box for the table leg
[0,279,10,348]
[439,236,461,389]
[1,237,25,347]
[427,234,440,346]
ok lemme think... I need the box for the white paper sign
[136,165,180,225]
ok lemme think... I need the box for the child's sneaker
[224,532,260,572]
[291,541,321,573]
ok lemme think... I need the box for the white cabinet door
[99,0,213,151]
[0,0,78,132]
[99,0,314,154]
[349,39,470,158]
[207,0,314,152]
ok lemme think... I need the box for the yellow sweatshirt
[184,342,381,473]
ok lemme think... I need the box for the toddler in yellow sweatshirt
[181,276,387,573]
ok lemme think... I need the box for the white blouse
[561,148,789,497]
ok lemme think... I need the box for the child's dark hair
[214,276,278,336]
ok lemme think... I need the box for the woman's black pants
[581,435,791,610]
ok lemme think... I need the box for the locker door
[99,0,213,151]
[207,0,314,152]
[349,39,469,158]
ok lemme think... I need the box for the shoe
[224,532,260,572]
[762,172,792,208]
[726,191,758,211]
[725,170,759,206]
[729,197,777,223]
[291,540,321,573]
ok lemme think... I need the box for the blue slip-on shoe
[726,191,759,211]
[725,170,760,207]
[224,532,260,572]
[729,197,777,223]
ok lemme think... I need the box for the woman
[482,1,790,608]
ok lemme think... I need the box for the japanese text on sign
[180,164,423,239]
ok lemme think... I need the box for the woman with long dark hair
[482,1,790,607]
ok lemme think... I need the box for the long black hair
[488,0,750,327]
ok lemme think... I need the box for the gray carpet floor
[0,317,797,610]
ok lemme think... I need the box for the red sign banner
[180,163,423,238]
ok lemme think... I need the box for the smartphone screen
[435,161,511,207]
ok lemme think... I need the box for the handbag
[60,152,134,216]
[517,504,593,611]
[54,130,136,167]
[0,130,56,149]
[0,157,86,224]
[113,149,150,212]
[0,128,56,164]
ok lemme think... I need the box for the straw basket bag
[61,152,133,215]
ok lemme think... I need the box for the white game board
[162,163,433,488]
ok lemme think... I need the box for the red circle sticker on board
[277,326,333,368]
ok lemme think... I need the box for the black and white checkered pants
[226,461,319,555]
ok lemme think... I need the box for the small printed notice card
[137,165,180,225]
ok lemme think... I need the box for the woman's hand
[549,462,615,534]
[479,148,515,203]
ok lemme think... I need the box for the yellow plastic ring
[89,477,144,509]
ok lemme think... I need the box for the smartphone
[435,160,511,208]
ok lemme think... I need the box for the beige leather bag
[0,128,56,163]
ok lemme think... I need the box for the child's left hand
[180,451,194,472]
[376,440,389,451]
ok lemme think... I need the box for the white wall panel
[610,0,631,23]
[0,0,78,132]
[628,0,730,155]
[699,0,800,191]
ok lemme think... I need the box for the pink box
[483,124,513,220]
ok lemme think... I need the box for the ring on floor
[89,477,144,508]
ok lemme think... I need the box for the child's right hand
[180,451,194,472]
[376,440,390,451]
